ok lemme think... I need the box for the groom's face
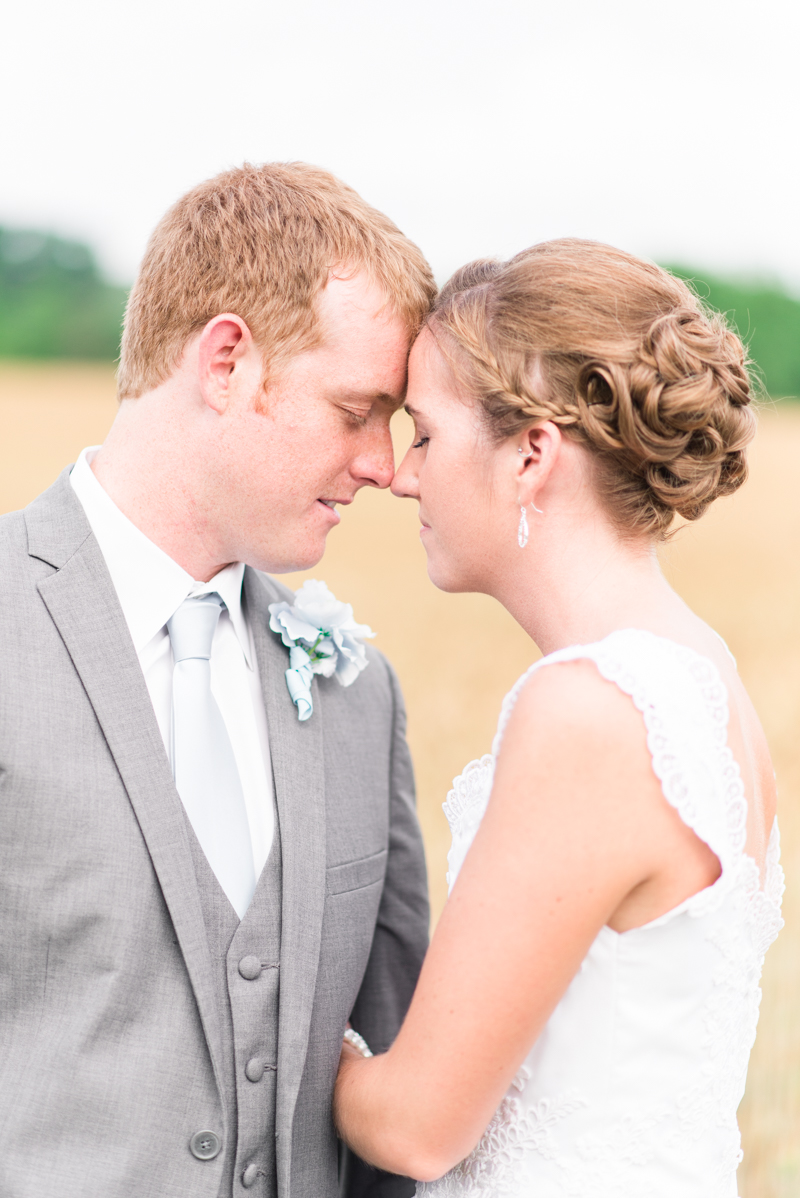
[214,272,410,573]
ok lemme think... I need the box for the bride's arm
[333,659,719,1181]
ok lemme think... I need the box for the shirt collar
[69,447,251,666]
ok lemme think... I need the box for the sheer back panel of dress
[706,652,777,885]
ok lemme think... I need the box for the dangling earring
[517,449,542,543]
[518,505,529,549]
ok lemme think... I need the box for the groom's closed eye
[339,407,370,427]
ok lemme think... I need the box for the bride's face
[392,328,518,593]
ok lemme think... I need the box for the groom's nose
[351,422,395,490]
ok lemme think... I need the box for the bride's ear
[515,421,562,506]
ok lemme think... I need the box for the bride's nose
[390,447,420,499]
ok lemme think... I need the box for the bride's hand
[335,1028,391,1171]
[339,1038,362,1066]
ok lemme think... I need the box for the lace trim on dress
[443,754,494,891]
[417,1068,589,1197]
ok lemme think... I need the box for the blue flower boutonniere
[268,579,376,721]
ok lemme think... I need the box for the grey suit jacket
[0,471,429,1198]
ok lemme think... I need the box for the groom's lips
[316,497,351,525]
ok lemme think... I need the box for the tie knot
[167,594,224,663]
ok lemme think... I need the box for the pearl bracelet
[343,1028,373,1058]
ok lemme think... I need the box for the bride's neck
[495,514,679,657]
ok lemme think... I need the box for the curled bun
[431,239,755,538]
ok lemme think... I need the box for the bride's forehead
[408,327,443,372]
[408,332,471,404]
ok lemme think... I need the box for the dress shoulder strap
[492,629,748,899]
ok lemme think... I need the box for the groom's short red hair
[117,162,435,400]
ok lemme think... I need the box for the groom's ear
[197,313,259,414]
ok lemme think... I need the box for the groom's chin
[245,535,329,576]
[259,548,327,575]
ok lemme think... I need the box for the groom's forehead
[312,280,411,402]
[317,272,410,341]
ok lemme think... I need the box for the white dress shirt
[70,446,275,881]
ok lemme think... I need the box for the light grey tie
[167,594,256,919]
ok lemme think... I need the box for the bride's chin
[425,556,472,595]
[422,535,477,593]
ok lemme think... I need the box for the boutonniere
[268,580,376,721]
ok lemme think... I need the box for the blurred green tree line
[0,227,127,359]
[1,226,799,398]
[666,266,800,400]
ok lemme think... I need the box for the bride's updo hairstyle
[430,239,755,539]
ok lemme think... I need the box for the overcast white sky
[2,0,798,289]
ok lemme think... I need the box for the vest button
[238,955,262,980]
[245,1057,265,1083]
[242,1163,260,1187]
[189,1130,221,1160]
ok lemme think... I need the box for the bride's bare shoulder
[492,656,657,816]
[505,656,644,745]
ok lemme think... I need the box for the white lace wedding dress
[418,630,784,1198]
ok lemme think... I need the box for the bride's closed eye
[412,435,429,449]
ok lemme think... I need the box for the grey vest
[186,813,283,1197]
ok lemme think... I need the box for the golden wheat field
[1,363,798,1195]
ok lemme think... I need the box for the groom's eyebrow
[383,392,407,412]
[337,389,404,411]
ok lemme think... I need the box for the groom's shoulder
[0,506,27,552]
[0,505,50,645]
[1,469,88,569]
[0,505,41,583]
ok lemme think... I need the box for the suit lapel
[27,474,226,1104]
[244,568,327,1193]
